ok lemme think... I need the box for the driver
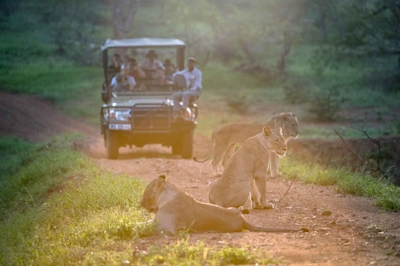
[139,50,164,71]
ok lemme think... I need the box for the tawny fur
[209,126,287,209]
[140,174,299,234]
[194,112,299,177]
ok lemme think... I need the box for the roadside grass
[0,136,38,182]
[280,156,400,211]
[0,60,101,113]
[299,123,400,139]
[133,236,279,266]
[0,135,277,265]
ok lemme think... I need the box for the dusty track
[1,91,399,265]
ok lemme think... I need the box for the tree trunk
[277,32,292,72]
[111,0,140,39]
[388,0,400,27]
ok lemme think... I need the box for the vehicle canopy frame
[101,37,186,85]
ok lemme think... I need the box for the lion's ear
[158,173,167,180]
[263,126,272,137]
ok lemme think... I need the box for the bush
[225,94,250,114]
[283,79,309,104]
[307,86,341,121]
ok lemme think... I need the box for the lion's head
[273,112,299,140]
[140,174,167,213]
[262,126,288,158]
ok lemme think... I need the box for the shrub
[307,86,341,121]
[225,93,251,114]
[283,80,309,104]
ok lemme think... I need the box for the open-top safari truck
[100,38,198,159]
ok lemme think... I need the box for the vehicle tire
[181,128,194,159]
[172,142,182,155]
[106,129,119,159]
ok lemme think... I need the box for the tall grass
[280,156,400,211]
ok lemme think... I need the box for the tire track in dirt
[1,91,399,265]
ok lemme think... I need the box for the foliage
[283,79,310,104]
[281,156,400,211]
[225,94,251,115]
[308,0,400,91]
[307,86,342,121]
[133,235,279,265]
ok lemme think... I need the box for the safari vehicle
[100,38,198,159]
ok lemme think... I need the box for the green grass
[0,136,278,265]
[0,136,38,181]
[299,120,400,139]
[133,236,279,266]
[280,156,400,211]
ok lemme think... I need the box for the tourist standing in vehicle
[139,50,164,71]
[172,57,202,117]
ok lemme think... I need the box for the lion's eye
[275,140,280,143]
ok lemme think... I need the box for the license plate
[109,123,131,130]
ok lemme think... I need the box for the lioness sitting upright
[140,174,299,234]
[209,126,287,209]
[194,112,299,177]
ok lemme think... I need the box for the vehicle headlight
[109,108,131,121]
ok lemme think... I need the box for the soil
[1,91,399,265]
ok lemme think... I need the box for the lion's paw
[271,172,284,178]
[263,203,275,210]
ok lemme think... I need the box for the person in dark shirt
[109,54,122,76]
[164,59,177,81]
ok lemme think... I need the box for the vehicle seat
[173,74,186,91]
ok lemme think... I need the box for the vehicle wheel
[106,129,119,159]
[171,136,182,155]
[181,128,194,159]
[172,143,182,155]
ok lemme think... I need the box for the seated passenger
[164,59,177,81]
[111,65,136,92]
[153,67,173,85]
[139,50,164,73]
[112,74,130,93]
[109,54,122,75]
[128,58,145,80]
[172,57,202,119]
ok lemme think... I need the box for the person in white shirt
[111,65,136,92]
[139,50,164,71]
[172,57,202,115]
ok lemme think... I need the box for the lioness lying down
[209,126,287,209]
[194,112,299,177]
[140,174,299,234]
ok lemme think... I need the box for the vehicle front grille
[132,105,170,129]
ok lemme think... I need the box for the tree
[0,0,20,17]
[110,0,141,39]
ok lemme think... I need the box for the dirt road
[1,91,399,265]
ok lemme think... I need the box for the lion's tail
[244,221,300,233]
[193,131,215,163]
